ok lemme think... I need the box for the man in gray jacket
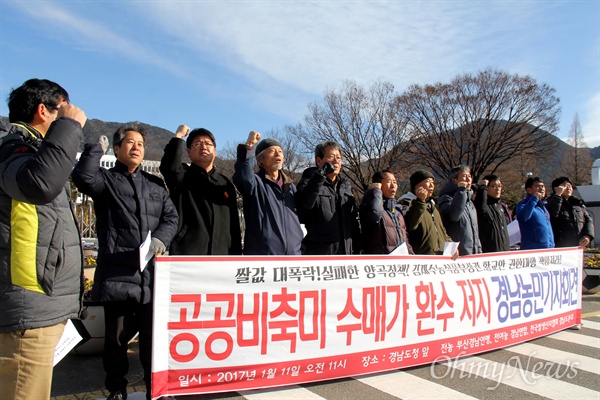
[438,165,482,255]
[0,79,87,400]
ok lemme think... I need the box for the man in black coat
[474,175,510,253]
[547,176,594,248]
[73,124,178,400]
[296,140,360,255]
[160,125,241,255]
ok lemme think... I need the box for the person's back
[0,78,87,400]
[160,125,241,255]
[516,176,554,250]
[233,131,303,255]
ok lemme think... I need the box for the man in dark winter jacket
[233,131,303,255]
[360,170,412,254]
[0,79,87,400]
[547,176,594,248]
[160,124,241,255]
[296,141,359,254]
[438,165,482,255]
[516,176,554,250]
[403,169,457,257]
[72,124,178,400]
[474,175,510,253]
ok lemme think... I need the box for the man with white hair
[233,131,303,255]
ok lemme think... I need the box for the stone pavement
[51,340,146,400]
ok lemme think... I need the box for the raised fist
[368,182,382,190]
[175,124,190,139]
[415,186,429,201]
[97,135,110,155]
[58,104,87,128]
[246,131,261,146]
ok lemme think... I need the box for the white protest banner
[151,248,582,399]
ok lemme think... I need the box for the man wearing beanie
[438,165,482,255]
[160,124,242,255]
[546,176,594,248]
[233,131,303,255]
[404,169,456,256]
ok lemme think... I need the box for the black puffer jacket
[72,144,178,304]
[296,167,359,255]
[546,194,594,247]
[160,138,241,255]
[438,181,482,255]
[474,184,510,253]
[0,119,83,332]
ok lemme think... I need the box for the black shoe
[107,391,127,400]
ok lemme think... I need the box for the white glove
[149,237,166,255]
[97,135,110,155]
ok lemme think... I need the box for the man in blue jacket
[233,131,303,255]
[0,79,87,400]
[73,125,178,400]
[516,176,554,250]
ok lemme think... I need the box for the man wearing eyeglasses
[296,140,360,255]
[160,125,241,255]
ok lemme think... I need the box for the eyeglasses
[191,141,214,148]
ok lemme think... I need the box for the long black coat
[474,184,510,253]
[73,144,178,304]
[296,167,359,255]
[160,138,241,255]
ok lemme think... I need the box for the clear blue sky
[1,1,599,150]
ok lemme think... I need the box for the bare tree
[289,80,413,195]
[562,113,593,185]
[396,68,560,181]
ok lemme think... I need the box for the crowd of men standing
[0,78,595,400]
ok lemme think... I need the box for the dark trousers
[301,239,344,255]
[103,301,153,395]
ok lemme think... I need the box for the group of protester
[0,79,595,400]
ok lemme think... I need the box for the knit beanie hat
[410,169,435,192]
[255,138,282,157]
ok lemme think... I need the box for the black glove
[318,162,335,176]
[149,237,166,255]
